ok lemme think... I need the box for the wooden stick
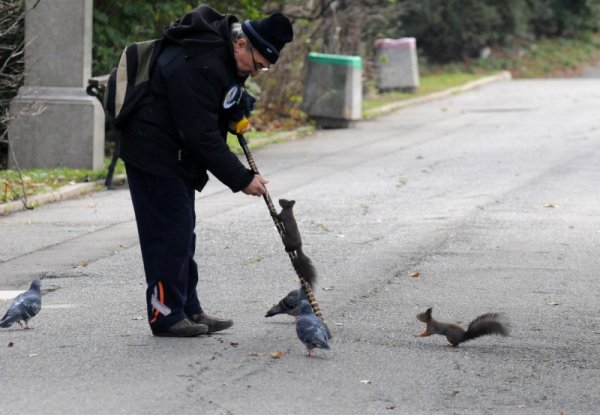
[236,134,326,323]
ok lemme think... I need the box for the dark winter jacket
[120,5,254,192]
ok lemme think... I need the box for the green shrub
[399,0,529,63]
[529,0,600,37]
[399,0,600,63]
[92,1,266,76]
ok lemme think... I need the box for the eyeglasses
[248,44,270,72]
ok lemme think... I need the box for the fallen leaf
[547,301,560,306]
[360,379,372,384]
[271,351,285,359]
[230,342,239,347]
[544,203,557,208]
[8,341,14,347]
[248,352,264,357]
[316,223,330,231]
[409,272,421,278]
[396,178,408,188]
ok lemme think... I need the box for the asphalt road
[1,78,600,414]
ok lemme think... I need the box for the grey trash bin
[301,52,362,129]
[374,37,419,92]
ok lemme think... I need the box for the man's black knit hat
[242,12,293,64]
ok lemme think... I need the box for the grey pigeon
[0,279,42,329]
[265,288,307,318]
[296,299,329,356]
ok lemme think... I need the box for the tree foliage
[529,0,600,38]
[93,0,267,75]
[399,0,600,63]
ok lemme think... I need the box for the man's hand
[242,174,268,197]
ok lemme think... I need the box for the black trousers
[125,163,202,333]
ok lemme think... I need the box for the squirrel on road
[414,307,510,347]
[276,199,317,286]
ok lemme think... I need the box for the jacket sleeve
[164,57,254,192]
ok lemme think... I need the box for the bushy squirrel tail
[292,249,317,289]
[463,313,510,342]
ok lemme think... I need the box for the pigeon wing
[0,280,41,328]
[20,291,41,320]
[296,314,329,349]
[0,293,27,327]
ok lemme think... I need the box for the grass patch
[0,157,125,203]
[438,34,600,78]
[362,71,492,117]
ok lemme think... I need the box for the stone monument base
[315,117,357,129]
[8,86,105,170]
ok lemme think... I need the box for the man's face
[234,38,271,77]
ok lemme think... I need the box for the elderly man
[120,5,293,337]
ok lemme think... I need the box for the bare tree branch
[1,0,26,171]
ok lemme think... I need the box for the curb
[363,71,512,118]
[0,182,97,216]
[0,72,511,217]
[0,174,128,216]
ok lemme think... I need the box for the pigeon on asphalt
[296,299,329,356]
[0,278,42,329]
[265,287,307,318]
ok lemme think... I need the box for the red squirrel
[276,199,317,287]
[415,307,510,347]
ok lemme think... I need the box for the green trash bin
[301,52,362,129]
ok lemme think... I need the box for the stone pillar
[8,0,104,170]
[374,37,420,92]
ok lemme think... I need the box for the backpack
[86,39,164,187]
[104,39,164,129]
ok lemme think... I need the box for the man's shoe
[189,313,233,333]
[153,319,208,337]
